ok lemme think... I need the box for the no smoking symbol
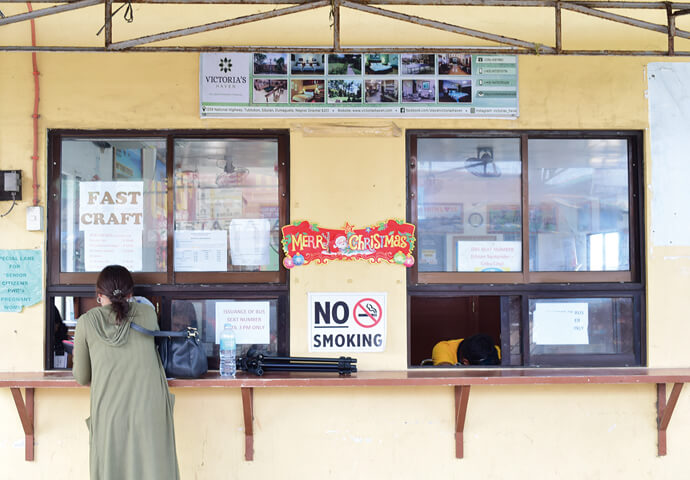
[354,298,382,328]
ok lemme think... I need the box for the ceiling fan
[216,156,249,186]
[463,147,501,178]
[434,147,501,178]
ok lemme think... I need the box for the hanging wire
[0,193,17,218]
[96,1,134,36]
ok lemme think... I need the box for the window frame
[408,130,643,284]
[45,129,290,369]
[407,130,646,368]
[48,129,289,286]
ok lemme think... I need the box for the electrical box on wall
[0,170,22,201]
[26,206,43,231]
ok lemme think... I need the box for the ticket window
[409,295,507,366]
[46,131,290,370]
[49,295,285,371]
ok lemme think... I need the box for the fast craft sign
[281,219,416,268]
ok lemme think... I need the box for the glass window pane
[60,138,168,272]
[416,138,522,272]
[171,299,279,362]
[528,139,630,272]
[173,139,280,272]
[528,297,634,356]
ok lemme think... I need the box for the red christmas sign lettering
[281,219,416,268]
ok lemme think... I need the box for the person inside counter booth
[171,300,198,332]
[432,333,501,366]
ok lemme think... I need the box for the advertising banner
[200,52,518,118]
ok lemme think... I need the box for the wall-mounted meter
[0,170,22,201]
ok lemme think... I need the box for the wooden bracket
[241,387,254,461]
[657,382,683,456]
[454,385,470,459]
[10,387,34,461]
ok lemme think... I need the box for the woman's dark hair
[458,334,500,366]
[96,265,134,324]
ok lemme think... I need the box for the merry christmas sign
[281,219,416,268]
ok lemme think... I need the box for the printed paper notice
[532,302,589,345]
[215,301,271,345]
[457,241,521,272]
[174,230,228,272]
[84,230,143,272]
[79,181,144,230]
[229,219,270,266]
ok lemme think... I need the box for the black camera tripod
[237,348,357,376]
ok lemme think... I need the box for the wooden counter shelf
[2,368,688,461]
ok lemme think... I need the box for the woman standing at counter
[73,265,180,480]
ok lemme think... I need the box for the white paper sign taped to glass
[229,218,270,266]
[308,292,387,353]
[456,241,521,272]
[215,301,271,345]
[174,230,228,272]
[79,181,144,272]
[200,52,518,118]
[532,302,589,345]
[0,249,42,312]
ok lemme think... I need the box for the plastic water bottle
[219,323,236,377]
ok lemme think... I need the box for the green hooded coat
[73,301,180,480]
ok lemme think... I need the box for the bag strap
[130,322,191,338]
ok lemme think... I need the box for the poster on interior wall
[308,292,387,353]
[281,219,416,268]
[200,52,518,118]
[0,250,42,312]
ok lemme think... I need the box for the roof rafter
[1,0,690,55]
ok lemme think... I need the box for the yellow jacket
[431,338,501,366]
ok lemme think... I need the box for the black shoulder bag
[131,323,209,379]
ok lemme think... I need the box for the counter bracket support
[454,385,470,459]
[657,382,683,456]
[10,387,34,461]
[241,387,254,461]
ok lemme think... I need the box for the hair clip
[112,289,123,296]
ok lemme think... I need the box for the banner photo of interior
[290,54,325,75]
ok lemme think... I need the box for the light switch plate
[26,205,43,231]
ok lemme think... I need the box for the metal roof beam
[0,0,100,26]
[2,44,687,55]
[4,0,690,6]
[108,0,329,50]
[341,0,556,53]
[561,3,690,39]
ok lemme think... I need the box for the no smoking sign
[308,292,387,353]
[353,298,382,328]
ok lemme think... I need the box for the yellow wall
[2,37,690,479]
